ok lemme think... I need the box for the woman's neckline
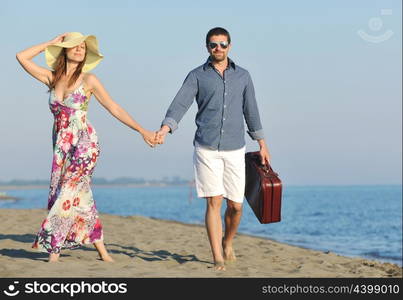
[52,81,86,101]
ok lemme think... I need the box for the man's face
[207,34,231,62]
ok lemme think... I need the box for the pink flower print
[53,154,65,169]
[89,218,103,241]
[74,144,88,160]
[58,131,73,153]
[50,235,58,248]
[62,200,71,211]
[66,231,76,241]
[76,163,88,177]
[67,175,80,189]
[55,110,70,131]
[72,93,87,104]
[77,143,89,156]
[41,218,48,228]
[91,152,98,163]
[75,216,85,231]
[73,197,80,207]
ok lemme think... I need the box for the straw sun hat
[45,32,103,73]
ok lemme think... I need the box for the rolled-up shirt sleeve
[243,72,264,140]
[161,71,198,133]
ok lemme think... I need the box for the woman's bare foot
[48,253,60,263]
[93,241,114,262]
[214,261,226,271]
[222,240,236,262]
[100,254,114,262]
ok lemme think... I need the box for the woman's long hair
[48,47,86,92]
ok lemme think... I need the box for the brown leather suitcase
[244,151,282,224]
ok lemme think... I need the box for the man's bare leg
[223,199,242,261]
[205,195,225,271]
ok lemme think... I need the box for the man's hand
[155,125,171,145]
[258,139,271,165]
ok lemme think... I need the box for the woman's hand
[141,129,157,148]
[48,33,69,45]
[15,33,68,84]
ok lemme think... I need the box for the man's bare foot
[48,253,60,263]
[100,254,114,262]
[222,240,236,262]
[214,261,226,271]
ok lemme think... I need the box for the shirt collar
[203,56,236,71]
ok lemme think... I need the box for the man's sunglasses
[208,41,229,49]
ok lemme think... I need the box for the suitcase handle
[261,162,279,177]
[247,151,279,177]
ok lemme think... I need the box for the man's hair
[206,27,231,45]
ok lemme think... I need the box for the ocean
[1,184,401,266]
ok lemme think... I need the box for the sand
[0,209,401,278]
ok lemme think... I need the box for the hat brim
[45,35,103,73]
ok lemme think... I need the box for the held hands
[140,125,170,148]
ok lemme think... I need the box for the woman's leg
[93,241,114,262]
[48,252,60,262]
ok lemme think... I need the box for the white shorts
[193,144,246,203]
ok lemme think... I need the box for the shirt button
[221,130,224,133]
[223,118,226,121]
[224,80,226,83]
[224,105,226,108]
[224,92,227,96]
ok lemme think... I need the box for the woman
[16,32,156,262]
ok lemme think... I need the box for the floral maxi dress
[32,81,103,254]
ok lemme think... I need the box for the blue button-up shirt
[162,57,264,151]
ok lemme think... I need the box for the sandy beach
[0,209,401,278]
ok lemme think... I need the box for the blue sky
[0,0,401,185]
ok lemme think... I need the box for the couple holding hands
[16,27,270,271]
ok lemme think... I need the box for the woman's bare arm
[87,74,157,147]
[16,33,68,85]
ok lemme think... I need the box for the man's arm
[243,72,271,164]
[157,71,198,143]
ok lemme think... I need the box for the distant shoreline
[0,195,20,200]
[1,183,401,191]
[0,183,193,190]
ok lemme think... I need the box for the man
[156,27,270,271]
